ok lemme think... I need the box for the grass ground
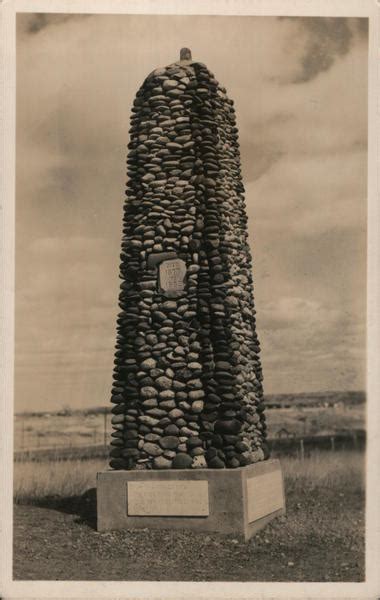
[13,450,365,581]
[14,457,108,503]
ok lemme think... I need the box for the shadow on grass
[27,488,97,530]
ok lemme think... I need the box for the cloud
[15,236,119,356]
[246,150,367,238]
[20,13,90,35]
[245,40,366,166]
[278,17,368,83]
[235,25,367,187]
[257,296,365,393]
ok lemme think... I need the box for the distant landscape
[14,390,365,454]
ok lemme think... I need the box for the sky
[15,14,368,412]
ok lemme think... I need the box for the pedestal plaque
[127,480,209,516]
[246,469,284,523]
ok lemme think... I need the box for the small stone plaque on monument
[159,258,186,296]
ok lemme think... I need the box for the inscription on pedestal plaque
[159,259,186,295]
[246,470,284,523]
[127,480,209,516]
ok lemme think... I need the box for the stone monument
[97,50,285,540]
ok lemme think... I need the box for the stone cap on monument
[174,47,205,68]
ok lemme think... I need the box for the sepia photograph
[1,1,379,598]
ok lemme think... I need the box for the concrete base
[97,459,285,541]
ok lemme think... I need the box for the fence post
[103,408,107,448]
[300,438,304,461]
[330,436,335,452]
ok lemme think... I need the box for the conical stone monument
[97,50,285,540]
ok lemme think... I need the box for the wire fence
[14,409,110,453]
[13,429,366,463]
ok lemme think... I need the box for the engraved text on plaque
[159,258,186,295]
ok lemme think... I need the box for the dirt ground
[13,481,364,582]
